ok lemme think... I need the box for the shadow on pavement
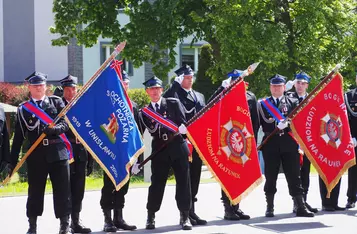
[252,222,330,233]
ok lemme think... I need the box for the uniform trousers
[26,152,71,218]
[262,133,303,197]
[319,177,341,207]
[347,151,357,203]
[146,138,191,212]
[100,172,130,210]
[190,149,202,203]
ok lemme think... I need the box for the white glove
[353,138,357,147]
[285,79,296,91]
[175,75,184,84]
[277,121,289,130]
[178,124,188,134]
[222,77,232,88]
[131,163,141,175]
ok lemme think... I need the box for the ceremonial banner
[290,73,356,196]
[65,61,144,190]
[187,81,262,204]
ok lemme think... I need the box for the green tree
[51,0,357,97]
[193,44,220,99]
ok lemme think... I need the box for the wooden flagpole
[257,64,341,151]
[138,62,260,169]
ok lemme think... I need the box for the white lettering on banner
[88,129,117,160]
[206,128,240,179]
[110,164,118,178]
[107,90,135,143]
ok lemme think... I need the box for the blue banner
[65,62,144,190]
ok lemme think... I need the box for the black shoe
[294,196,314,217]
[146,211,155,230]
[346,201,355,209]
[322,205,335,212]
[189,211,207,225]
[223,203,240,220]
[180,211,192,230]
[305,203,318,213]
[59,215,71,234]
[113,209,137,230]
[334,206,346,211]
[189,216,197,226]
[265,194,274,217]
[235,208,250,220]
[70,212,92,233]
[102,209,117,232]
[265,208,274,217]
[26,217,37,234]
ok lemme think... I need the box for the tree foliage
[193,44,220,99]
[51,0,357,97]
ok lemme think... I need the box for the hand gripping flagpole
[2,41,127,186]
[138,62,260,169]
[257,63,342,151]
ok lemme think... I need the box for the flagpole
[138,62,260,169]
[2,41,127,186]
[257,64,341,151]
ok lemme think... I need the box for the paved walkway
[1,174,357,234]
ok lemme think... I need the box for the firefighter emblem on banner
[320,113,343,149]
[220,120,253,165]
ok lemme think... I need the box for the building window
[181,46,201,72]
[101,43,134,76]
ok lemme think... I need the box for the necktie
[276,98,280,107]
[155,103,160,112]
[36,100,42,108]
[188,91,196,103]
[298,97,303,103]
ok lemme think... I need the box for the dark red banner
[291,73,356,196]
[187,81,262,205]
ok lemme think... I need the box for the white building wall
[83,12,146,89]
[34,0,68,81]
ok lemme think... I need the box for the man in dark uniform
[286,72,318,213]
[59,75,92,233]
[5,74,72,234]
[257,74,313,218]
[163,65,207,225]
[100,70,138,232]
[137,76,192,230]
[0,104,10,174]
[207,69,258,221]
[345,72,357,209]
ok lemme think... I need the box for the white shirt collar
[272,95,283,101]
[32,95,46,102]
[151,97,162,111]
[183,88,192,93]
[298,93,307,99]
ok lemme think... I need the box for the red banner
[187,81,262,205]
[291,73,356,196]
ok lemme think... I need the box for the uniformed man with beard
[257,74,313,218]
[208,69,258,221]
[59,75,92,233]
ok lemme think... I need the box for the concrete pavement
[1,174,357,234]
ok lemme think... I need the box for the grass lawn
[0,165,328,198]
[0,172,216,198]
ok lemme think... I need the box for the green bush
[128,88,150,108]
